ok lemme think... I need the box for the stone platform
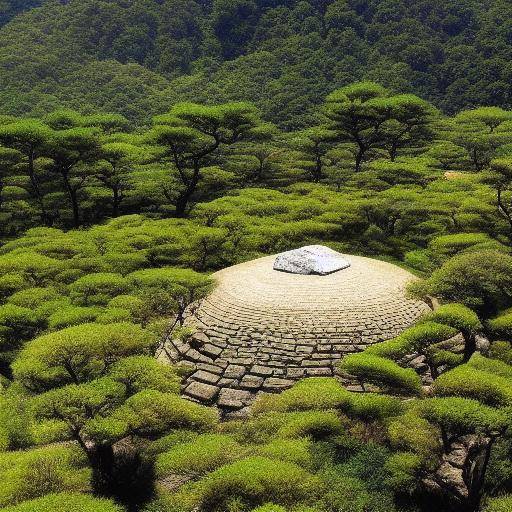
[162,250,430,412]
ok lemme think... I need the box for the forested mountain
[2,0,512,128]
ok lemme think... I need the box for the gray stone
[191,370,220,385]
[273,245,350,276]
[184,381,219,402]
[240,374,264,389]
[217,388,253,409]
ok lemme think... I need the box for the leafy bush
[344,393,402,421]
[194,456,322,511]
[433,364,512,407]
[340,353,422,395]
[276,411,344,440]
[108,355,181,395]
[485,495,512,512]
[489,312,512,340]
[253,378,351,413]
[47,306,101,329]
[109,390,219,438]
[384,452,422,493]
[0,445,90,507]
[7,287,61,309]
[256,438,313,469]
[156,434,242,477]
[387,413,440,460]
[489,341,512,365]
[0,492,124,512]
[0,303,43,341]
[422,303,482,333]
[95,307,133,324]
[414,397,509,435]
[367,322,457,359]
[12,322,156,390]
[409,251,512,316]
[69,272,130,305]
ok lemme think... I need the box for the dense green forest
[3,0,512,127]
[1,2,512,512]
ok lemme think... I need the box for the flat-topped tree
[456,107,512,133]
[323,82,435,171]
[43,127,102,227]
[0,120,54,224]
[290,127,337,182]
[378,94,437,161]
[11,322,217,499]
[0,147,22,210]
[99,142,141,217]
[485,157,512,234]
[149,102,262,217]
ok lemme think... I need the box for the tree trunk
[175,167,200,218]
[462,331,476,363]
[466,437,495,512]
[355,146,365,172]
[28,150,52,225]
[112,187,120,217]
[88,443,116,496]
[61,170,80,227]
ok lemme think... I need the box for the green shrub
[0,492,124,512]
[489,341,512,365]
[110,390,219,438]
[485,495,512,512]
[8,287,61,309]
[409,251,512,316]
[344,393,402,421]
[429,233,493,258]
[387,413,440,460]
[384,452,422,493]
[251,505,287,512]
[468,354,512,379]
[108,355,181,395]
[194,456,322,511]
[34,298,72,319]
[433,364,512,407]
[156,434,243,477]
[12,322,156,390]
[340,353,422,395]
[257,438,314,469]
[0,252,61,285]
[103,252,147,275]
[95,307,133,324]
[489,312,512,340]
[0,304,43,341]
[367,322,457,359]
[253,378,351,414]
[48,306,101,329]
[0,445,90,507]
[276,411,344,440]
[69,272,130,305]
[107,295,147,323]
[414,397,509,434]
[0,395,32,450]
[0,273,28,299]
[422,303,482,333]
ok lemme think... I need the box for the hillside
[1,0,512,127]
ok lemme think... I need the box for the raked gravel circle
[163,252,430,412]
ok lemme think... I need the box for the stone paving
[162,252,431,413]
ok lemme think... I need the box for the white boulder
[273,245,351,275]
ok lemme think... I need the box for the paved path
[163,253,430,413]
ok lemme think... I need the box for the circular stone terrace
[162,246,430,413]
